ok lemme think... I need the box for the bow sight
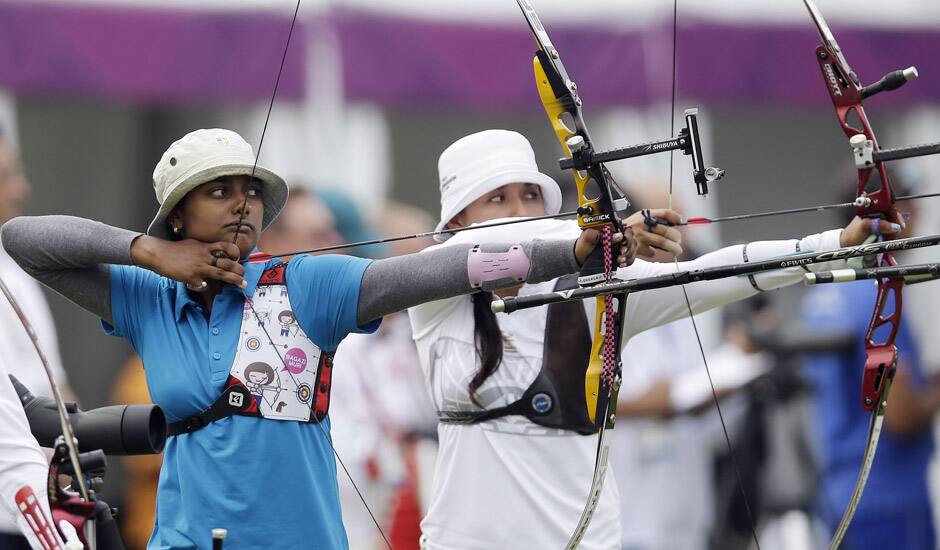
[517,0,724,253]
[560,108,725,197]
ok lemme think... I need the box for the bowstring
[245,299,393,550]
[227,1,392,548]
[230,0,300,241]
[666,2,762,548]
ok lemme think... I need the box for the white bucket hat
[434,129,562,242]
[147,128,289,241]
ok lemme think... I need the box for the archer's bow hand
[627,208,683,258]
[840,216,904,247]
[131,236,247,291]
[574,227,637,269]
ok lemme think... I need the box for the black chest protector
[438,276,605,435]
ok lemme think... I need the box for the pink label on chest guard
[283,348,308,374]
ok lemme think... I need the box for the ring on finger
[188,280,208,291]
[211,255,220,268]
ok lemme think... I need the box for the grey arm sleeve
[0,216,140,324]
[357,239,579,324]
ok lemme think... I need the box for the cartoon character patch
[278,309,297,338]
[244,361,277,408]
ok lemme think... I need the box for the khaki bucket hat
[148,128,288,241]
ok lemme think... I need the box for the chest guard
[438,276,604,435]
[168,263,334,436]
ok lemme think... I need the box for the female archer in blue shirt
[0,128,638,550]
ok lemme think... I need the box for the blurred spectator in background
[709,298,825,550]
[611,188,769,550]
[373,201,436,256]
[614,316,759,550]
[317,188,387,259]
[111,356,161,550]
[801,196,940,550]
[257,186,344,258]
[0,132,73,549]
[331,200,439,550]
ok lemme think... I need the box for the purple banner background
[0,2,306,103]
[1,2,938,108]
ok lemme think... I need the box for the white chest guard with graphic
[168,262,334,436]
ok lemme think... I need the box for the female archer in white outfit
[409,129,900,550]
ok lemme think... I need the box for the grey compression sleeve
[1,216,139,323]
[357,239,580,325]
[2,216,582,327]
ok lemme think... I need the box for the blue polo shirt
[105,253,379,550]
[801,281,934,548]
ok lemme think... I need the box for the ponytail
[468,292,504,408]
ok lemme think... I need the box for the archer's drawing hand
[575,227,637,268]
[840,216,904,247]
[625,208,683,258]
[131,236,247,290]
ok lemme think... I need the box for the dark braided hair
[468,291,504,408]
